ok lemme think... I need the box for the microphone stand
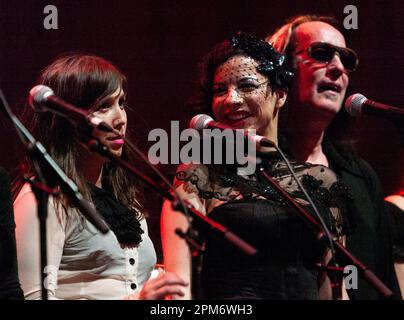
[86,139,258,299]
[23,175,55,300]
[256,162,394,299]
[21,130,110,300]
[1,89,109,300]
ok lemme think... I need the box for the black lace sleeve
[271,160,354,238]
[176,158,353,238]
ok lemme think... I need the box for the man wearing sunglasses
[268,15,401,300]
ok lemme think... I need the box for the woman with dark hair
[161,32,352,299]
[13,54,187,300]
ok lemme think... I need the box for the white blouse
[14,183,156,300]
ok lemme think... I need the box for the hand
[124,271,189,300]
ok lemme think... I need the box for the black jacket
[323,138,401,300]
[0,167,24,300]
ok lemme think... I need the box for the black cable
[273,144,337,266]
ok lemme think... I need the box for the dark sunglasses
[296,42,359,72]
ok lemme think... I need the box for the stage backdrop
[1,0,403,261]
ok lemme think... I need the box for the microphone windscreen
[189,114,213,131]
[345,93,367,116]
[28,85,54,110]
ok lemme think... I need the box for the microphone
[345,93,404,120]
[189,114,276,148]
[28,85,114,132]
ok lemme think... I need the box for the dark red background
[1,0,403,260]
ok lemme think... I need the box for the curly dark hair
[187,32,293,120]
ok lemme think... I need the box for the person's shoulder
[13,182,35,205]
[327,138,379,178]
[173,163,214,200]
[331,144,385,202]
[174,163,209,184]
[14,183,60,207]
[385,195,404,211]
[14,182,71,225]
[306,163,338,188]
[350,153,380,181]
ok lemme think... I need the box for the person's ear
[275,89,287,109]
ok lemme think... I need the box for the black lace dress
[175,154,352,299]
